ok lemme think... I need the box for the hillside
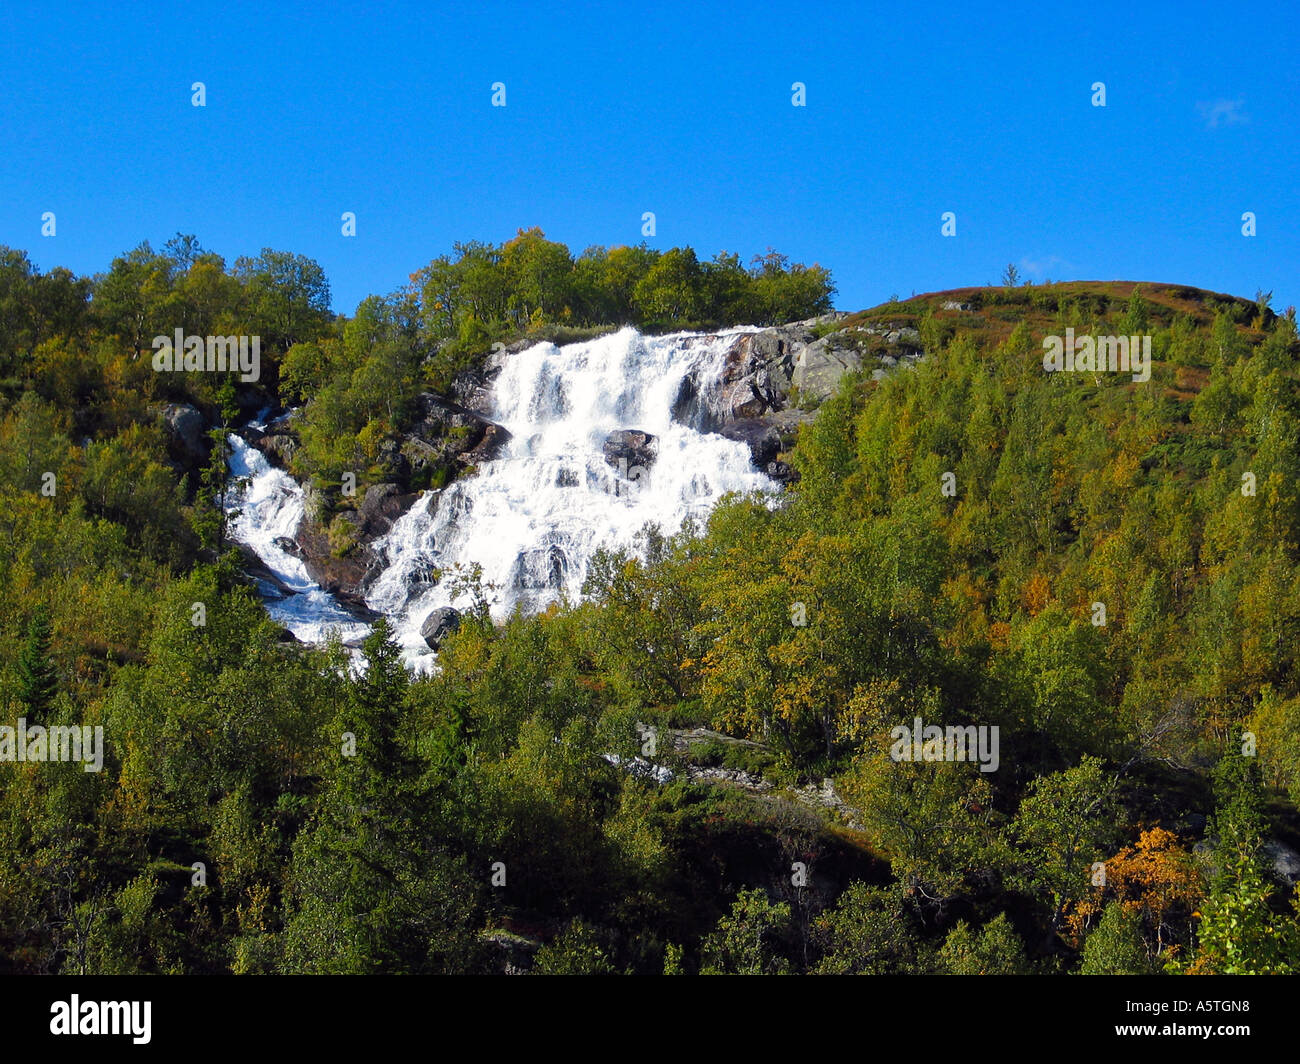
[1,240,1298,975]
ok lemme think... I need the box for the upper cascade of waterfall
[371,326,778,662]
[229,326,781,668]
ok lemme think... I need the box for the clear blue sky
[2,0,1296,315]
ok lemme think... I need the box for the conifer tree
[16,606,57,721]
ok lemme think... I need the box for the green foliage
[813,883,936,974]
[533,920,616,974]
[1080,902,1154,974]
[700,888,793,974]
[1187,856,1300,974]
[1012,758,1119,940]
[939,913,1031,974]
[16,605,58,720]
[410,229,833,345]
[1182,751,1300,974]
[0,236,1296,976]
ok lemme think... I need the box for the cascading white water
[225,434,372,646]
[368,326,778,663]
[227,326,779,667]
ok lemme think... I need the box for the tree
[90,242,176,353]
[633,247,704,324]
[845,742,1005,903]
[1187,857,1299,974]
[749,249,834,324]
[1067,827,1200,961]
[813,882,935,974]
[939,913,1030,974]
[1012,756,1119,944]
[499,227,573,328]
[16,606,58,720]
[1184,752,1300,974]
[701,250,755,324]
[191,425,233,557]
[532,920,615,974]
[1001,263,1020,287]
[0,246,38,367]
[233,248,332,350]
[700,888,793,974]
[1080,903,1152,974]
[162,233,207,273]
[282,620,484,973]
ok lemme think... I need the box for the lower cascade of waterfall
[225,434,373,646]
[228,326,780,667]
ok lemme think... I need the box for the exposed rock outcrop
[794,333,865,401]
[450,360,506,417]
[718,410,809,481]
[272,535,303,558]
[420,606,462,650]
[291,518,385,617]
[359,482,417,539]
[602,429,658,470]
[157,402,209,469]
[407,392,512,474]
[235,411,300,470]
[670,313,919,447]
[1262,839,1300,886]
[719,418,786,468]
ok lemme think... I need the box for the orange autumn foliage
[1069,827,1202,955]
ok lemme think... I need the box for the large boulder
[413,392,490,438]
[460,422,512,464]
[719,409,812,471]
[602,429,658,470]
[1263,840,1300,886]
[234,542,298,599]
[713,326,811,422]
[409,392,512,469]
[719,419,784,468]
[258,433,298,468]
[292,518,384,615]
[512,544,568,590]
[359,482,416,539]
[158,403,208,462]
[1195,836,1300,890]
[272,535,304,558]
[671,321,835,431]
[793,335,865,404]
[236,410,299,470]
[421,606,462,650]
[765,460,800,484]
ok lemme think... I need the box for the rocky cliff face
[669,313,927,483]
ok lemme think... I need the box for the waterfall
[225,434,372,646]
[229,326,779,666]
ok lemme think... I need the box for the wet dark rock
[720,419,784,468]
[513,545,568,590]
[359,482,417,538]
[460,422,511,464]
[602,429,658,470]
[272,536,304,558]
[421,606,462,650]
[765,460,800,484]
